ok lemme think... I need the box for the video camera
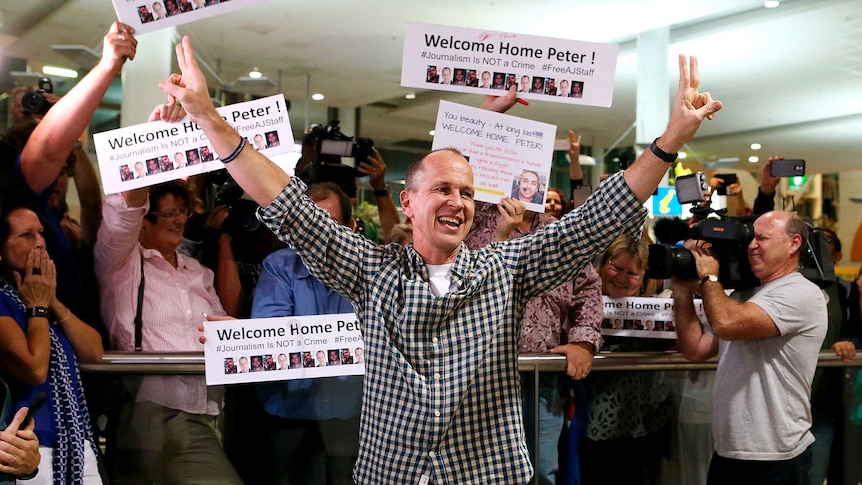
[22,77,54,115]
[208,170,261,235]
[295,120,375,199]
[647,208,835,290]
[313,120,375,166]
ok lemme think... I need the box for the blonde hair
[598,233,657,297]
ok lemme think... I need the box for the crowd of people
[0,17,860,485]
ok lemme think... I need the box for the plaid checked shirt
[258,173,645,484]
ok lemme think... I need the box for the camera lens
[646,244,698,281]
[22,91,50,115]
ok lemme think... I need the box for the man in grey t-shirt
[673,211,827,484]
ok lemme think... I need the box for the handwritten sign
[432,100,554,212]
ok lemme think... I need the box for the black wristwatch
[26,306,49,319]
[373,187,390,197]
[649,138,678,164]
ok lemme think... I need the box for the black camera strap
[134,253,145,352]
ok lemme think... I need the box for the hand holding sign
[101,21,138,75]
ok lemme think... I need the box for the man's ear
[400,190,412,218]
[349,217,357,232]
[790,234,803,255]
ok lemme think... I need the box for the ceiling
[1,0,861,176]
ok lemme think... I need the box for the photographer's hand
[358,149,388,191]
[761,158,782,195]
[684,239,720,281]
[359,148,401,239]
[205,205,230,231]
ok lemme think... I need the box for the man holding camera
[673,210,827,484]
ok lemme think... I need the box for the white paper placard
[94,94,292,194]
[402,22,619,107]
[204,313,364,385]
[431,100,555,212]
[112,0,273,35]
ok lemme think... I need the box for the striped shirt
[94,193,225,415]
[259,173,645,484]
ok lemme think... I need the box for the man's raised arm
[158,36,290,207]
[623,55,722,202]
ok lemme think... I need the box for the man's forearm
[673,288,714,361]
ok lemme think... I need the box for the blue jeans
[521,374,565,485]
[706,447,813,485]
[809,423,833,485]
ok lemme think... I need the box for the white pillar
[635,27,670,146]
[120,27,178,127]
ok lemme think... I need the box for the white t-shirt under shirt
[426,263,456,297]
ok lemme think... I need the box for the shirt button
[434,410,441,417]
[429,451,436,458]
[432,337,438,344]
[434,373,441,380]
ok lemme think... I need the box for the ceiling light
[42,65,78,79]
[429,130,435,136]
[405,92,416,100]
[764,1,779,8]
[248,67,262,79]
[748,156,760,163]
[311,93,324,101]
[750,143,762,150]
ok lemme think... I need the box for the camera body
[770,159,805,177]
[674,172,710,205]
[209,171,261,235]
[648,213,835,290]
[714,173,738,196]
[648,215,758,289]
[313,120,375,167]
[22,77,54,115]
[297,120,375,199]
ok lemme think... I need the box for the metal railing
[79,350,862,373]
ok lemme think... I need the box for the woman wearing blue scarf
[0,202,104,484]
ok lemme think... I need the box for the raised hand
[99,21,138,75]
[663,55,723,152]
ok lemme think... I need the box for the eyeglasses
[148,209,193,221]
[607,260,645,279]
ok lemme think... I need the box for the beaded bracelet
[220,136,247,164]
